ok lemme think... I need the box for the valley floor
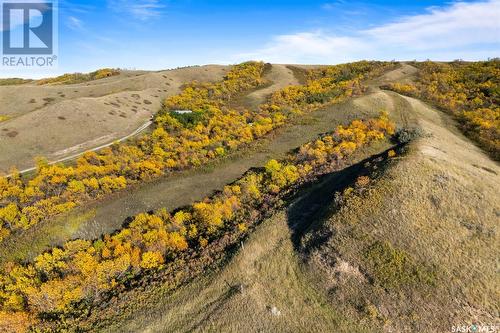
[92,64,499,332]
[2,64,498,332]
[0,64,408,263]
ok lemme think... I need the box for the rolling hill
[0,62,497,333]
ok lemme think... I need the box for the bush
[36,68,120,85]
[392,127,424,144]
[169,111,206,128]
[388,60,499,159]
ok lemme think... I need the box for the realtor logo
[1,0,57,68]
[3,1,53,54]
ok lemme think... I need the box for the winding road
[8,120,153,177]
[0,64,417,263]
[7,65,298,177]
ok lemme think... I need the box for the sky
[1,0,499,78]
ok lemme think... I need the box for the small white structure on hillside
[172,110,193,114]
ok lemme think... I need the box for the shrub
[0,115,395,330]
[393,127,424,144]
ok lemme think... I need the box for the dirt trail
[0,64,298,175]
[377,63,498,176]
[0,66,230,174]
[11,121,153,176]
[0,65,409,263]
[403,94,499,178]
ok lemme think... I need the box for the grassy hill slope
[101,65,498,332]
[0,66,230,174]
[301,93,499,332]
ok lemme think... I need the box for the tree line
[0,113,395,332]
[384,60,499,160]
[0,61,396,244]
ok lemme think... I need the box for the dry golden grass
[0,65,231,174]
[100,211,372,333]
[302,93,499,332]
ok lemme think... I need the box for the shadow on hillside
[284,145,405,251]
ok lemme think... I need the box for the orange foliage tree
[0,113,395,331]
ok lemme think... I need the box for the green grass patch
[0,209,97,264]
[364,240,437,289]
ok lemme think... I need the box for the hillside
[0,62,497,333]
[81,65,499,332]
[0,66,230,174]
[301,92,499,332]
[0,62,394,263]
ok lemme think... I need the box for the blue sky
[2,0,500,77]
